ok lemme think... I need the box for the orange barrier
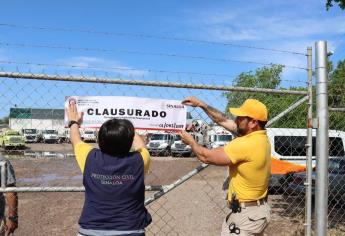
[271,157,306,174]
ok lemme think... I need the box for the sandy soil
[1,143,343,236]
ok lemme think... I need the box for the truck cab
[81,129,97,142]
[147,133,176,156]
[41,129,59,143]
[206,126,232,149]
[21,128,39,143]
[171,132,204,157]
[0,129,25,149]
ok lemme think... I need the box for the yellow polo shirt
[224,130,271,202]
[74,142,150,174]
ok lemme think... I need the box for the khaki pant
[221,202,270,236]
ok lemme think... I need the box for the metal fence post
[305,47,313,236]
[315,41,329,236]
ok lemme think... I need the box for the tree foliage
[326,0,345,10]
[0,116,9,124]
[224,64,308,128]
[224,61,345,131]
[328,59,345,131]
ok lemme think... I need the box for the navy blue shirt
[79,149,152,230]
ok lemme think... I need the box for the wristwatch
[68,120,80,128]
[8,215,18,223]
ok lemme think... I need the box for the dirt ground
[1,143,344,236]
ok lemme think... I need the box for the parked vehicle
[41,129,59,143]
[171,132,204,157]
[146,133,176,156]
[81,129,97,142]
[267,128,345,166]
[21,128,39,143]
[285,158,345,202]
[206,126,232,149]
[0,129,25,149]
[267,128,345,190]
[57,129,70,143]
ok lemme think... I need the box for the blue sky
[0,0,344,118]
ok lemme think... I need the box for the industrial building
[9,108,65,134]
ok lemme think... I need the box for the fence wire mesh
[326,86,345,235]
[0,69,342,236]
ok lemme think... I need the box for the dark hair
[98,118,135,157]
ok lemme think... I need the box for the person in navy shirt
[67,102,152,236]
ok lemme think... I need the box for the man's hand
[5,217,18,235]
[132,133,146,150]
[182,96,206,108]
[179,130,196,146]
[66,103,83,146]
[66,103,83,124]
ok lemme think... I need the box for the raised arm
[182,96,237,133]
[5,191,18,235]
[179,130,231,166]
[66,103,84,148]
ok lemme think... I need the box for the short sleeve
[74,141,93,173]
[223,138,249,164]
[138,148,150,175]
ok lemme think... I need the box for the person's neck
[244,127,262,136]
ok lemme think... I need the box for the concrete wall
[9,118,65,134]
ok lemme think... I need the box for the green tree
[326,0,345,10]
[328,59,345,131]
[0,116,9,124]
[224,65,308,128]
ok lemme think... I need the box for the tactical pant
[221,202,270,236]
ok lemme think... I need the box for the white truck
[21,128,39,143]
[41,129,59,143]
[206,126,232,149]
[146,132,176,156]
[81,129,97,142]
[171,132,204,157]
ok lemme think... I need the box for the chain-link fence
[0,67,343,235]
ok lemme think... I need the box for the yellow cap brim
[229,108,247,117]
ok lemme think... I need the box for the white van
[267,128,345,166]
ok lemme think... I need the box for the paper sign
[65,96,186,131]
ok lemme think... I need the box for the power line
[0,23,307,56]
[0,60,308,84]
[0,42,308,70]
[0,60,235,78]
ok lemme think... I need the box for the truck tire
[163,147,171,157]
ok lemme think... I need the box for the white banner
[64,96,187,131]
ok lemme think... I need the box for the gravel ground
[1,143,343,236]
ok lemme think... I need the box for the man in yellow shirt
[180,97,271,236]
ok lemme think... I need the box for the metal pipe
[0,71,308,95]
[266,96,308,127]
[315,41,329,236]
[145,163,209,206]
[0,185,163,193]
[305,47,313,236]
[329,107,345,112]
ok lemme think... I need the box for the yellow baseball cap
[229,99,268,121]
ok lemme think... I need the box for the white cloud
[57,56,147,77]
[183,2,345,45]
